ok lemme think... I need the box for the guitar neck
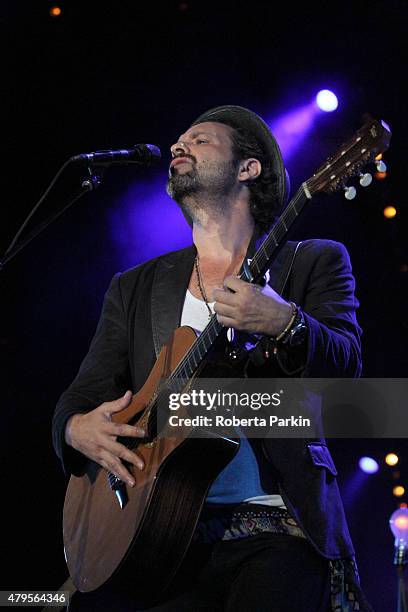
[169,315,224,387]
[245,182,311,283]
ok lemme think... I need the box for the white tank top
[180,289,215,331]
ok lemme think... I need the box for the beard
[166,158,239,219]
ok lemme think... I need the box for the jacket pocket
[307,443,338,476]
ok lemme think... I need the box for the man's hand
[213,275,293,336]
[64,391,146,487]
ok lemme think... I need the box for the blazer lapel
[151,245,196,357]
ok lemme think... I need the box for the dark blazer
[53,237,362,560]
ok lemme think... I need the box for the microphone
[70,143,161,167]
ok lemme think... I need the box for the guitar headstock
[306,119,392,197]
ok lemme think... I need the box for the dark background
[0,1,407,609]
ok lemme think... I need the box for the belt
[193,503,306,544]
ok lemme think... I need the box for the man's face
[166,121,240,209]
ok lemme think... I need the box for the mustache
[168,153,197,177]
[174,153,196,163]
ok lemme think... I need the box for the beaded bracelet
[262,302,299,359]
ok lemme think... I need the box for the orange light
[400,503,408,509]
[393,486,405,497]
[50,6,62,17]
[384,206,397,219]
[386,453,399,466]
[395,515,408,529]
[375,153,383,161]
[375,172,387,180]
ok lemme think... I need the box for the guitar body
[63,326,239,601]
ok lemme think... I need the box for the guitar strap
[242,240,302,369]
[269,240,303,298]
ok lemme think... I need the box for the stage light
[386,453,399,466]
[375,153,383,161]
[390,509,408,578]
[50,6,62,17]
[391,509,408,532]
[400,503,408,509]
[384,206,397,219]
[359,457,379,474]
[316,90,338,112]
[269,102,317,160]
[393,486,405,497]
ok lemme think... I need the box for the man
[53,106,372,611]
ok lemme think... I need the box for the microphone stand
[0,163,104,272]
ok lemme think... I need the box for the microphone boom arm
[0,162,97,271]
[0,144,161,271]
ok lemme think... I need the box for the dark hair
[230,126,281,233]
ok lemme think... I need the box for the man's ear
[238,158,262,183]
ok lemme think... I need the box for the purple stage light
[316,90,338,112]
[359,456,379,474]
[269,101,317,160]
[108,173,191,269]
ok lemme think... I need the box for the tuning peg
[376,160,387,172]
[344,186,357,200]
[227,328,235,342]
[359,173,373,187]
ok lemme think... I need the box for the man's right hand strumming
[64,390,146,487]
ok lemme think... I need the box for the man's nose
[170,140,190,157]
